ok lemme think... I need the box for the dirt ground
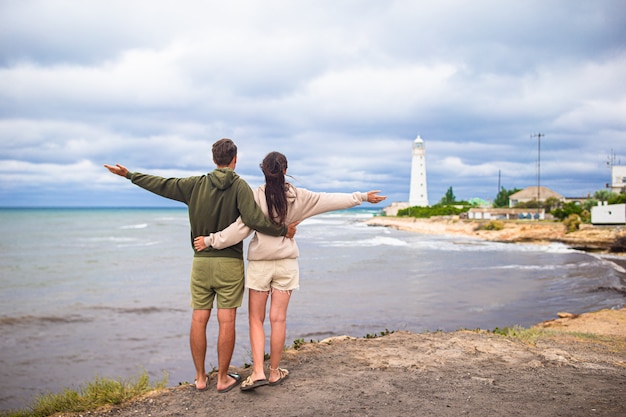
[59,308,626,417]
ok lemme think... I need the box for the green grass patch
[291,338,316,350]
[364,329,395,339]
[1,370,167,417]
[491,325,548,344]
[491,325,613,345]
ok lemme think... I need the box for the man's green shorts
[190,257,245,310]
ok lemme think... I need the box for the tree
[515,200,540,209]
[439,187,456,205]
[593,190,626,205]
[543,197,561,213]
[593,190,613,202]
[552,202,583,220]
[583,198,598,212]
[493,187,521,208]
[609,192,626,204]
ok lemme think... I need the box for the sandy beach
[52,217,626,417]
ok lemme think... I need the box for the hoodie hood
[209,168,238,191]
[285,183,297,205]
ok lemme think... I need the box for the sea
[1,207,625,410]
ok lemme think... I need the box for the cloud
[0,0,625,206]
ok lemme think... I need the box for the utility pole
[531,133,544,219]
[497,169,501,194]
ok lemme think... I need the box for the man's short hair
[212,138,237,166]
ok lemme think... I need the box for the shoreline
[366,216,626,258]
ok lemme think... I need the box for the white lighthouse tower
[409,135,429,207]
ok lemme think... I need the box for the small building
[508,186,564,207]
[591,203,626,225]
[468,207,545,220]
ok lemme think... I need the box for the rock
[610,236,626,252]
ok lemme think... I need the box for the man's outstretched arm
[104,163,192,203]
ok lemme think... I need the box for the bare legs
[268,290,291,382]
[247,290,269,382]
[190,309,210,389]
[190,307,239,391]
[248,288,292,383]
[215,308,238,391]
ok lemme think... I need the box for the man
[104,138,296,393]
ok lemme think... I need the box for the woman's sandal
[268,367,289,386]
[240,375,269,391]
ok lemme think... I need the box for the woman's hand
[366,190,387,204]
[194,236,208,251]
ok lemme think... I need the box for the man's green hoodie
[125,168,286,259]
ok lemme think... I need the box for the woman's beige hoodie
[205,183,368,261]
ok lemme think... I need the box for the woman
[193,151,386,391]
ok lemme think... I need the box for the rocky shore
[366,216,626,254]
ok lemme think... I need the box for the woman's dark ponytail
[261,152,289,225]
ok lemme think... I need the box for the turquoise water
[1,207,624,410]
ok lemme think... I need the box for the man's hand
[286,221,299,239]
[104,163,129,177]
[194,236,208,251]
[366,190,387,204]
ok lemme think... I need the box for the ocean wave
[591,286,626,296]
[85,236,137,243]
[82,236,161,248]
[0,314,91,326]
[154,216,186,222]
[298,212,376,226]
[120,223,149,229]
[324,236,408,247]
[468,301,506,313]
[300,218,346,226]
[317,210,378,218]
[89,305,187,315]
[115,240,162,248]
[407,238,575,255]
[589,254,626,274]
[487,264,577,271]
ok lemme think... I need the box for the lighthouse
[409,135,429,207]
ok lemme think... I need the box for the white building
[408,135,429,207]
[591,203,626,225]
[610,165,626,193]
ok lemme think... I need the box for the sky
[1,0,625,208]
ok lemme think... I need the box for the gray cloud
[0,0,625,207]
